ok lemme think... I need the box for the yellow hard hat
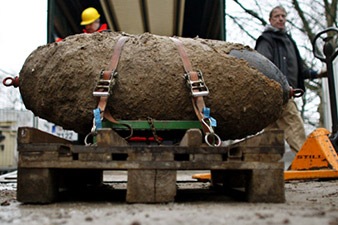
[80,7,100,25]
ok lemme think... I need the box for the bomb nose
[229,49,291,104]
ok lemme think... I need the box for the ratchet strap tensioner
[85,36,133,145]
[170,37,221,146]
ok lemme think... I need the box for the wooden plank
[209,130,285,202]
[246,168,285,203]
[180,129,210,161]
[18,159,284,170]
[72,145,230,154]
[18,143,283,165]
[126,169,177,203]
[154,170,177,202]
[228,130,284,162]
[153,152,174,161]
[127,170,156,203]
[211,168,285,203]
[243,153,283,162]
[240,131,285,201]
[34,129,126,199]
[193,154,223,161]
[235,129,284,148]
[18,143,283,155]
[17,168,58,203]
[18,144,62,152]
[17,129,284,154]
[19,152,61,164]
[127,159,177,203]
[78,152,112,161]
[16,127,286,203]
[127,129,203,203]
[96,128,128,147]
[18,127,71,145]
[179,129,202,147]
[128,152,153,161]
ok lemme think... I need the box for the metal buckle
[184,70,209,97]
[93,69,118,97]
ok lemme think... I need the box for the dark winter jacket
[255,25,315,91]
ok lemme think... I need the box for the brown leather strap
[95,36,133,138]
[97,36,129,113]
[107,36,129,72]
[104,110,133,138]
[170,37,210,134]
[170,37,193,72]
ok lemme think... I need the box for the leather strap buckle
[93,69,118,97]
[184,70,209,97]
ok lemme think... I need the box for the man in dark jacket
[255,6,324,153]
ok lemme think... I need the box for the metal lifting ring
[205,132,221,147]
[3,77,19,87]
[289,87,304,98]
[84,131,97,146]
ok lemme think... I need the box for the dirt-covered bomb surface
[19,32,283,139]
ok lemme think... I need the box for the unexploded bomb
[18,32,291,140]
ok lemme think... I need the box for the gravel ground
[0,170,338,225]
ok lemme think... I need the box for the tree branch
[232,0,268,26]
[226,14,257,41]
[325,0,338,27]
[292,0,316,41]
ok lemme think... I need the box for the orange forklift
[194,27,338,182]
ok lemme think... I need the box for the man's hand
[316,70,328,78]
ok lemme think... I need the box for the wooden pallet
[16,127,285,203]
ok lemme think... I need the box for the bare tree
[226,0,338,132]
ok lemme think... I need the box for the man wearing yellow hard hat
[81,7,108,33]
